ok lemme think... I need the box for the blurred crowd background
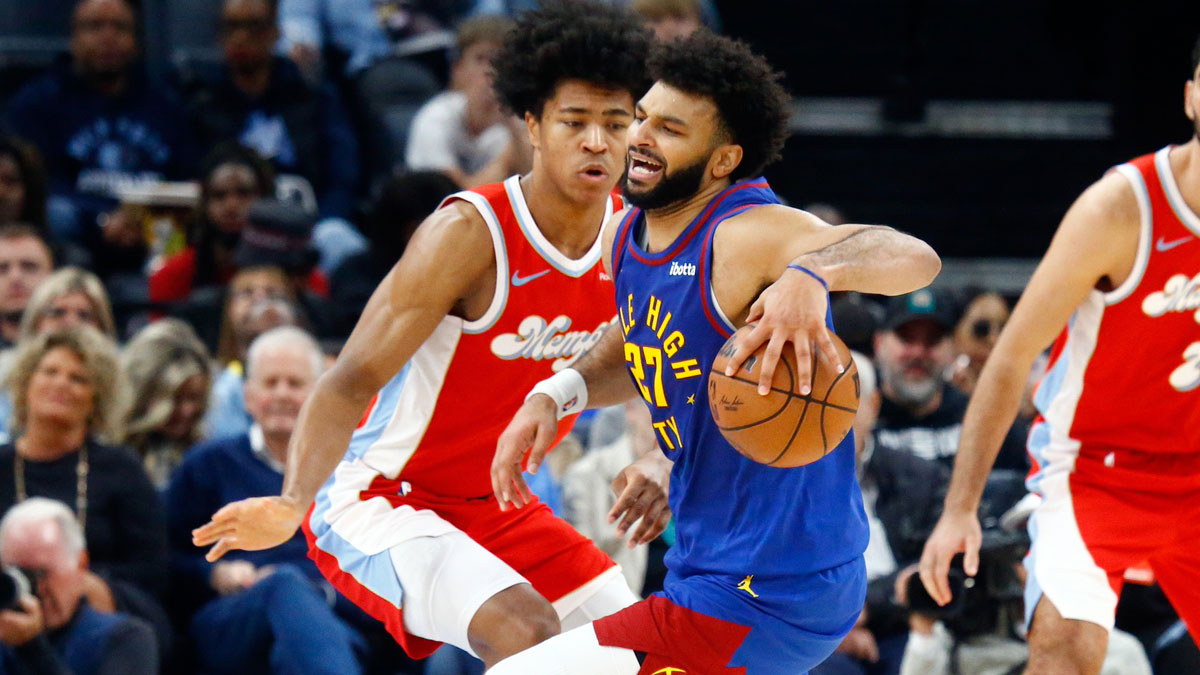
[0,0,1197,674]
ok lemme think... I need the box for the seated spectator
[948,288,1009,396]
[121,319,212,489]
[0,138,48,232]
[405,16,529,188]
[631,0,704,41]
[0,267,116,438]
[167,326,366,674]
[207,266,300,440]
[235,200,332,334]
[872,289,1028,472]
[149,144,276,306]
[328,170,458,336]
[0,497,157,675]
[5,0,196,263]
[278,0,466,79]
[183,0,360,222]
[0,224,54,348]
[0,327,171,657]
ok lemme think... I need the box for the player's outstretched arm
[719,205,942,393]
[919,171,1140,606]
[193,202,495,560]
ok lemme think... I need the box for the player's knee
[1026,601,1107,675]
[468,585,561,664]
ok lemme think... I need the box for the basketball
[708,325,860,467]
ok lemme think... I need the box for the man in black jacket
[184,0,360,222]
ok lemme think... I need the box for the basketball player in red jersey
[191,4,671,668]
[920,35,1200,675]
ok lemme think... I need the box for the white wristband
[526,368,588,420]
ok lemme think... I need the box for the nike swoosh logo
[1156,235,1193,252]
[511,269,550,287]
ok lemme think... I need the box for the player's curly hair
[491,0,652,119]
[647,30,791,181]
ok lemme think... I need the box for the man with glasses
[5,0,196,259]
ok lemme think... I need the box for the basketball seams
[819,356,855,458]
[718,375,858,413]
[768,355,808,465]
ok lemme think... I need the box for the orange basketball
[708,325,860,467]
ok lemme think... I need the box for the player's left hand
[724,265,843,395]
[609,451,672,548]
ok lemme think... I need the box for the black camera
[0,566,35,611]
[906,470,1030,639]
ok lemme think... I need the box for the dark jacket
[182,57,360,219]
[5,58,197,244]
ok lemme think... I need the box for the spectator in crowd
[948,288,1009,396]
[0,327,171,657]
[328,170,458,336]
[814,353,945,675]
[0,138,48,232]
[4,0,196,259]
[207,266,299,440]
[631,0,704,41]
[167,327,369,675]
[0,267,116,438]
[0,224,54,348]
[0,497,157,675]
[121,319,212,489]
[278,0,472,79]
[405,16,531,188]
[149,144,276,307]
[873,288,1028,472]
[16,268,116,343]
[184,0,360,222]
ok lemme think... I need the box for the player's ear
[525,111,541,151]
[709,144,743,180]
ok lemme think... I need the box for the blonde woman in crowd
[0,267,116,439]
[122,318,213,488]
[0,327,171,655]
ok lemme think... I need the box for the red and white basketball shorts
[1025,447,1200,636]
[304,492,617,659]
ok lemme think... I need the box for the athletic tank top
[1029,146,1200,487]
[611,178,868,579]
[321,176,620,532]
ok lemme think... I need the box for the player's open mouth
[579,165,610,183]
[628,152,664,181]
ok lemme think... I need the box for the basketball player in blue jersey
[489,31,941,675]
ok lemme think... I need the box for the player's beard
[621,154,709,212]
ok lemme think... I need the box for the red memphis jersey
[1030,146,1200,478]
[320,175,619,537]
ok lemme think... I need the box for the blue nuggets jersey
[611,179,869,639]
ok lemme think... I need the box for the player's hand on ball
[725,266,843,395]
[493,394,558,511]
[192,496,308,562]
[918,508,982,606]
[609,452,673,548]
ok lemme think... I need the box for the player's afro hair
[492,0,652,119]
[647,30,791,181]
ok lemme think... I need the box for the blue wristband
[786,263,829,291]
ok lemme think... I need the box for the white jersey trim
[505,175,608,277]
[443,190,509,335]
[1155,146,1200,237]
[1106,164,1152,305]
